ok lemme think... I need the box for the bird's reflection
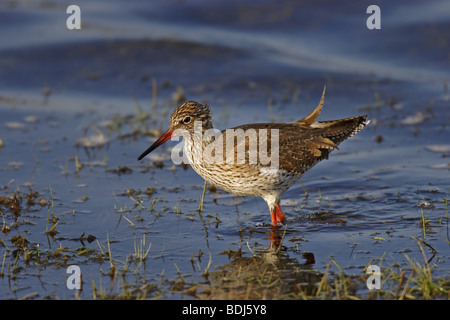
[194,224,318,299]
[269,224,315,265]
[269,224,283,249]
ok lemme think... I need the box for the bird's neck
[184,121,221,166]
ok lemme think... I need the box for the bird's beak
[137,129,173,160]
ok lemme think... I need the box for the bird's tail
[296,86,369,146]
[313,115,370,146]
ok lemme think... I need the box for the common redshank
[138,87,369,225]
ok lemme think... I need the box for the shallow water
[0,0,449,299]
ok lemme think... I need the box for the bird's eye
[182,116,191,124]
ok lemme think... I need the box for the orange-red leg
[270,203,285,225]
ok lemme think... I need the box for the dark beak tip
[137,147,154,161]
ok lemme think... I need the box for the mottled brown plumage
[138,87,369,225]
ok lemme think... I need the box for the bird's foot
[270,203,286,226]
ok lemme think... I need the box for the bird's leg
[269,205,285,248]
[275,204,285,222]
[270,203,285,225]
